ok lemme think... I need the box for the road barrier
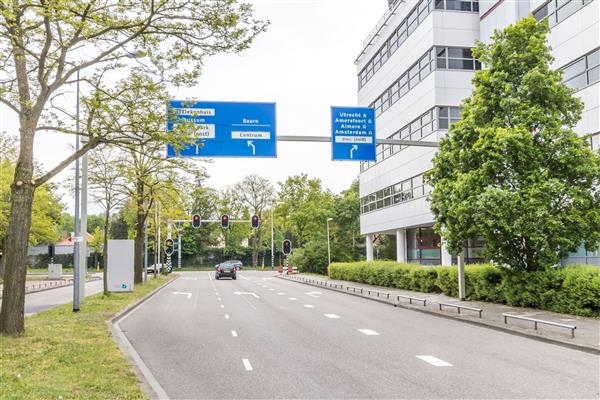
[346,285,363,294]
[438,302,483,318]
[397,294,427,306]
[367,289,390,299]
[503,313,576,338]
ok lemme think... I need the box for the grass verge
[0,276,172,400]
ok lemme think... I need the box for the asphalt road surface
[0,278,104,316]
[119,271,599,399]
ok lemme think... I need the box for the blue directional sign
[166,101,277,158]
[331,106,376,161]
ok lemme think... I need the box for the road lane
[119,271,599,399]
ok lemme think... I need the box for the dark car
[215,262,237,280]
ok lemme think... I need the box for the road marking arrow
[350,144,358,158]
[173,291,192,298]
[247,140,256,155]
[234,291,260,299]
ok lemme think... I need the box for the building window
[369,47,479,118]
[360,106,461,172]
[360,173,430,214]
[533,0,594,28]
[590,132,600,151]
[562,47,600,91]
[407,228,441,265]
[358,0,479,89]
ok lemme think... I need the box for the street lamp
[326,218,333,267]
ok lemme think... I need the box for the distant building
[28,232,94,257]
[357,0,599,265]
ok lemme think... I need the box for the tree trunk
[0,128,36,334]
[103,208,110,294]
[134,179,145,283]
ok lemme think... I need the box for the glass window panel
[563,58,586,81]
[588,65,599,85]
[445,0,461,10]
[400,126,410,139]
[565,73,588,90]
[556,0,581,22]
[534,4,548,21]
[450,107,461,119]
[409,64,420,78]
[587,49,599,68]
[422,111,432,124]
[460,1,472,11]
[437,58,447,69]
[435,0,445,9]
[383,197,391,207]
[449,59,474,69]
[410,120,421,133]
[436,47,447,58]
[473,1,479,12]
[438,118,449,129]
[413,174,423,186]
[438,106,448,117]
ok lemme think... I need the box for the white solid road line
[231,330,238,337]
[358,329,380,336]
[324,314,340,319]
[416,355,453,367]
[288,297,297,301]
[242,358,253,371]
[303,304,315,308]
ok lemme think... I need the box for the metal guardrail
[503,314,576,338]
[367,289,390,299]
[438,302,483,318]
[346,286,364,294]
[397,294,427,306]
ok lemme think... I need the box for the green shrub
[328,261,600,317]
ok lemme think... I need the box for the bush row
[328,261,600,317]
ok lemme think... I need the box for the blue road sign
[331,106,376,161]
[166,101,277,158]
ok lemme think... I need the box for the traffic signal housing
[165,238,174,255]
[251,214,260,229]
[221,214,230,229]
[192,214,201,229]
[282,239,292,256]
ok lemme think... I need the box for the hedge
[328,261,600,317]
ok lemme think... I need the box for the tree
[426,17,600,271]
[88,146,127,294]
[228,174,275,267]
[0,0,267,334]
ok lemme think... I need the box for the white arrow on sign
[173,291,192,298]
[234,291,260,299]
[305,291,322,298]
[350,145,358,159]
[247,140,256,155]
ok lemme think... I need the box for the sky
[0,0,389,214]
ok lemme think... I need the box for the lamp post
[326,218,333,267]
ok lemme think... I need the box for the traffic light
[251,214,260,229]
[221,214,230,229]
[165,238,174,255]
[48,244,55,258]
[192,214,201,229]
[282,239,292,256]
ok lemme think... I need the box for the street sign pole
[178,232,182,269]
[73,70,81,312]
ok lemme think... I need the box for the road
[119,271,599,399]
[0,278,104,316]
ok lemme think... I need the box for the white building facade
[357,0,600,265]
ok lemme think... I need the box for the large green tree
[0,0,267,334]
[427,17,600,271]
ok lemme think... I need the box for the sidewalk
[280,273,600,354]
[0,274,102,298]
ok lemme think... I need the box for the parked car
[215,262,237,280]
[147,263,163,274]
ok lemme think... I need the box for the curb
[279,275,600,355]
[108,276,179,400]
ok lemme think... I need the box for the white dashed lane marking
[288,297,297,301]
[231,330,238,337]
[416,355,453,367]
[358,329,380,336]
[225,315,230,319]
[277,292,285,295]
[303,304,315,308]
[242,359,253,371]
[220,305,225,308]
[324,314,340,319]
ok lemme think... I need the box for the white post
[458,249,466,300]
[178,232,182,269]
[143,223,148,282]
[271,209,275,270]
[326,218,333,266]
[396,229,406,263]
[441,239,452,266]
[79,148,88,303]
[366,234,374,261]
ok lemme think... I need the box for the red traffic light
[282,239,292,255]
[221,214,230,229]
[251,214,260,229]
[192,214,201,229]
